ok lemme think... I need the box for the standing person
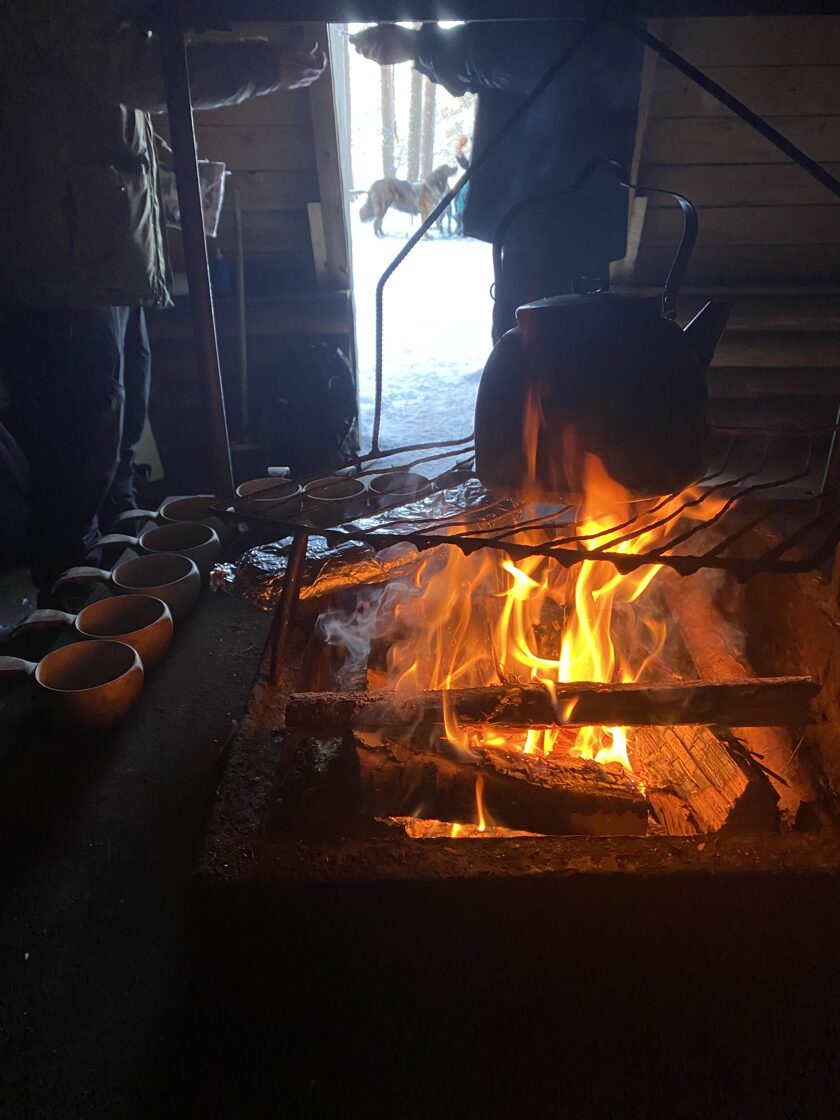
[352,21,642,339]
[0,1,325,601]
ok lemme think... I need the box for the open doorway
[333,24,494,459]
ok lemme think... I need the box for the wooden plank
[712,331,840,367]
[640,162,840,207]
[612,18,660,283]
[215,208,312,254]
[229,170,319,210]
[652,64,840,119]
[194,124,316,171]
[657,17,840,67]
[644,116,840,165]
[307,201,329,288]
[197,88,313,127]
[147,291,351,341]
[633,243,840,284]
[645,204,840,247]
[709,396,837,427]
[668,292,840,331]
[305,24,352,292]
[707,366,840,399]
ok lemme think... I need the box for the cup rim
[113,553,199,590]
[75,594,171,640]
[236,477,302,501]
[140,522,217,551]
[35,639,142,693]
[304,476,366,501]
[368,470,431,496]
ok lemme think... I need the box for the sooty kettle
[474,163,731,503]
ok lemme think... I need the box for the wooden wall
[625,15,840,287]
[147,23,354,490]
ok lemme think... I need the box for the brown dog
[359,164,457,236]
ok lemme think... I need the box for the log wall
[620,15,840,444]
[146,22,353,490]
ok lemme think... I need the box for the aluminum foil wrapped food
[211,478,523,611]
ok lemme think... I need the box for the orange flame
[383,412,724,787]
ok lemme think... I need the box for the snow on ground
[350,207,495,460]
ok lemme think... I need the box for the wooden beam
[639,163,840,208]
[652,64,840,119]
[285,678,819,736]
[645,116,840,166]
[633,244,840,285]
[305,23,352,292]
[645,205,840,248]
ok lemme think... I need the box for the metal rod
[619,18,840,202]
[233,183,249,438]
[268,530,310,685]
[158,1,235,499]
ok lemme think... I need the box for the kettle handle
[491,158,698,324]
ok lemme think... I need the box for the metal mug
[0,639,144,731]
[234,477,303,517]
[91,521,221,579]
[52,553,201,621]
[367,471,432,510]
[13,594,174,670]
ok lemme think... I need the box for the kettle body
[474,292,714,503]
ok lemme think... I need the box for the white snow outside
[351,210,494,460]
[345,32,494,464]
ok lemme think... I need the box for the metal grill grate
[218,424,840,581]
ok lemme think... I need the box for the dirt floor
[0,580,269,1119]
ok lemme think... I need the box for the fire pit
[203,426,840,869]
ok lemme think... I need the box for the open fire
[288,445,801,840]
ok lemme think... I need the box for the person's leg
[1,306,130,591]
[99,307,151,529]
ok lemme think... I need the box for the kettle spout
[683,300,733,371]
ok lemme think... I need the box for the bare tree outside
[420,76,436,176]
[406,68,423,181]
[380,65,396,178]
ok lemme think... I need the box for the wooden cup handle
[12,610,76,635]
[51,567,111,593]
[88,533,139,556]
[0,656,38,678]
[111,509,159,529]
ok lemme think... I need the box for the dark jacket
[414,20,642,256]
[1,1,290,309]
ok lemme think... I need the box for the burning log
[634,725,779,835]
[285,677,818,738]
[348,733,647,837]
[660,571,819,822]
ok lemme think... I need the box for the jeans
[0,305,151,590]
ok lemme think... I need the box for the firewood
[633,725,779,835]
[348,733,647,837]
[285,676,817,738]
[661,571,818,821]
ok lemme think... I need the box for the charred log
[285,677,817,738]
[348,733,647,837]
